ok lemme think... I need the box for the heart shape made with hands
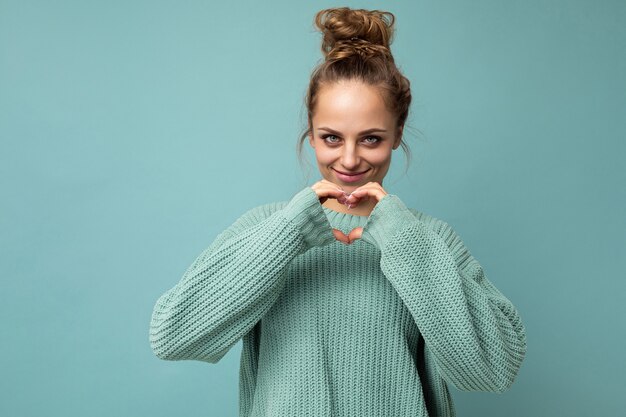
[332,191,365,244]
[332,227,363,245]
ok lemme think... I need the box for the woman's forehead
[313,81,395,130]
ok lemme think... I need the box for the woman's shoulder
[380,194,456,238]
[233,200,289,224]
[406,207,459,242]
[211,200,290,243]
[406,206,447,230]
[406,206,470,259]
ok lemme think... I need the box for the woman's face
[308,80,402,193]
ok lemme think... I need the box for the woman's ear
[392,125,404,150]
[308,127,315,148]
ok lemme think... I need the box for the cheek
[366,149,393,166]
[314,147,336,165]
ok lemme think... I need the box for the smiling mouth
[331,168,371,183]
[332,168,370,176]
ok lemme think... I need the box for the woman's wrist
[283,187,335,248]
[362,194,419,247]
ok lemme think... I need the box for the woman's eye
[362,136,381,144]
[322,135,340,143]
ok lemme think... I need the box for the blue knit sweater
[150,187,526,416]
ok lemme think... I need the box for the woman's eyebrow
[318,126,388,135]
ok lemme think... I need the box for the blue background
[2,0,624,416]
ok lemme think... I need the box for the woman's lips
[332,168,370,183]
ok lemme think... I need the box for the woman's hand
[340,183,386,242]
[312,180,388,208]
[344,182,388,207]
[311,180,363,244]
[311,179,348,205]
[311,180,387,245]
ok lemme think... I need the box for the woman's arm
[149,187,335,363]
[361,194,527,392]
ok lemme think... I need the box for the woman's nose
[340,144,360,170]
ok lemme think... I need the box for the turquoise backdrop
[2,0,624,416]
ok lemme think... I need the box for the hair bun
[315,7,395,61]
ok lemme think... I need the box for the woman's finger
[311,181,346,202]
[348,182,387,203]
[348,227,363,242]
[332,228,351,244]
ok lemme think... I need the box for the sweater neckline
[322,206,370,229]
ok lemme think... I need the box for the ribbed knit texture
[150,187,526,417]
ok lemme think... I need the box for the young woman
[150,7,526,417]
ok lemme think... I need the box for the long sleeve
[361,194,527,392]
[149,187,335,363]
